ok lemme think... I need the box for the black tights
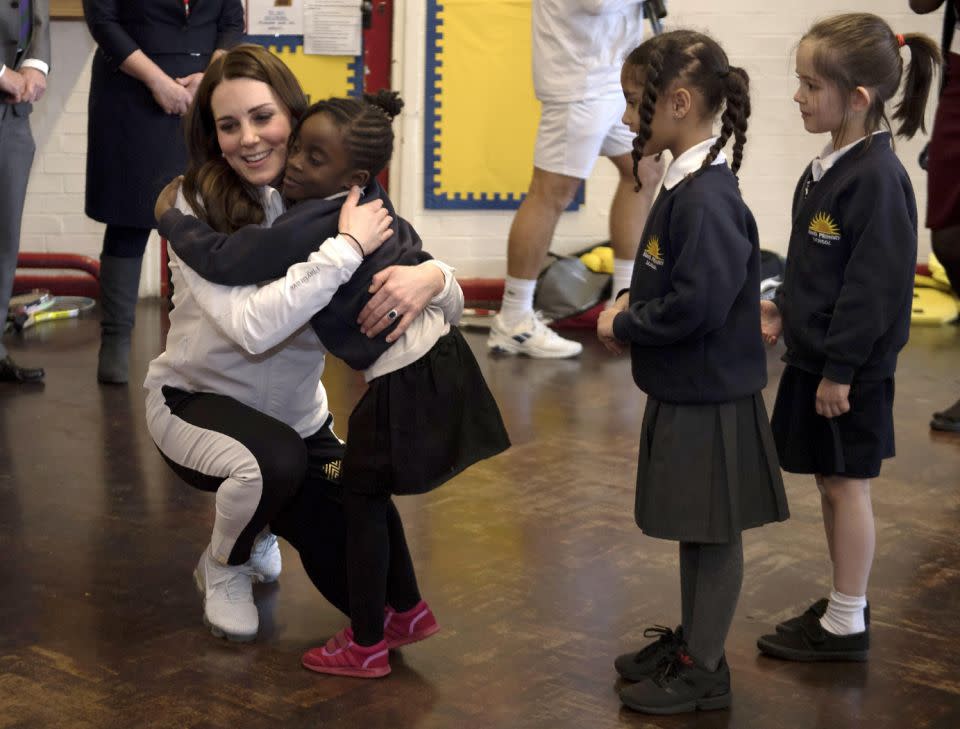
[102,224,151,258]
[271,485,419,620]
[344,490,422,645]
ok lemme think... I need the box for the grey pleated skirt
[635,392,789,543]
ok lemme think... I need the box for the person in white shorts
[488,0,664,359]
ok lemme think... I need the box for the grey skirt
[635,392,789,543]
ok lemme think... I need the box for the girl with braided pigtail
[597,30,788,715]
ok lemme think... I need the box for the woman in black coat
[83,0,244,384]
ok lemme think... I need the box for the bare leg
[506,167,584,279]
[816,474,836,564]
[490,168,586,358]
[607,153,661,262]
[821,476,875,597]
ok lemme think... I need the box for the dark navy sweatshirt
[158,180,431,371]
[773,133,917,384]
[612,164,766,404]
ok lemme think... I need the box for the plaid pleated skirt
[634,392,789,544]
[343,327,511,496]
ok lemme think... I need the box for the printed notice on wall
[247,0,305,36]
[303,0,362,56]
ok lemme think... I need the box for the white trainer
[248,531,282,583]
[487,311,583,358]
[193,546,258,642]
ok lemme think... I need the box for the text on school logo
[808,212,841,246]
[642,236,664,269]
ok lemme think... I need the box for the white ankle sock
[610,258,634,305]
[500,276,537,325]
[819,589,867,635]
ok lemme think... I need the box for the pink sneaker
[301,628,390,678]
[383,600,440,649]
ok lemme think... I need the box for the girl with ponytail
[757,15,940,664]
[597,30,788,715]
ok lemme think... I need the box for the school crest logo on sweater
[808,212,841,246]
[642,236,665,269]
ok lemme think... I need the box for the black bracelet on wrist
[338,231,365,257]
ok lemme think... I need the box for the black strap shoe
[758,609,869,662]
[0,355,45,383]
[776,598,870,634]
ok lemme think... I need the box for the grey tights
[679,536,744,671]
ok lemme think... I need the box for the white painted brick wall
[393,0,943,277]
[23,5,944,293]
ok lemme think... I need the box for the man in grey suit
[0,0,48,383]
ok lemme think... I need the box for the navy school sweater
[157,180,431,371]
[773,133,917,384]
[612,164,766,404]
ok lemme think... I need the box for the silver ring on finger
[387,309,399,321]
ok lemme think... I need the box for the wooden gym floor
[1,300,958,729]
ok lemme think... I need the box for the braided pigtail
[629,47,664,190]
[701,66,750,176]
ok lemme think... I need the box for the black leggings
[274,471,419,617]
[150,387,419,617]
[344,490,422,645]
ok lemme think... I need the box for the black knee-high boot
[97,254,143,384]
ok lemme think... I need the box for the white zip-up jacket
[144,187,458,437]
[532,0,645,103]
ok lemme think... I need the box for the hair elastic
[897,34,906,48]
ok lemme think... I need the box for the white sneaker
[193,546,258,642]
[487,311,583,358]
[248,531,282,583]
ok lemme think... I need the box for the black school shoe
[619,649,731,715]
[931,398,960,431]
[931,414,960,432]
[758,609,869,661]
[775,598,870,634]
[614,625,683,682]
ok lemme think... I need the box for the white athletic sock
[499,276,537,325]
[819,589,867,635]
[610,258,635,305]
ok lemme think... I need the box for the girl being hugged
[157,92,511,678]
[756,15,939,662]
[597,30,788,715]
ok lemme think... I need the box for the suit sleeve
[82,0,140,68]
[612,194,753,346]
[821,173,918,384]
[30,0,51,66]
[159,204,340,286]
[216,0,245,50]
